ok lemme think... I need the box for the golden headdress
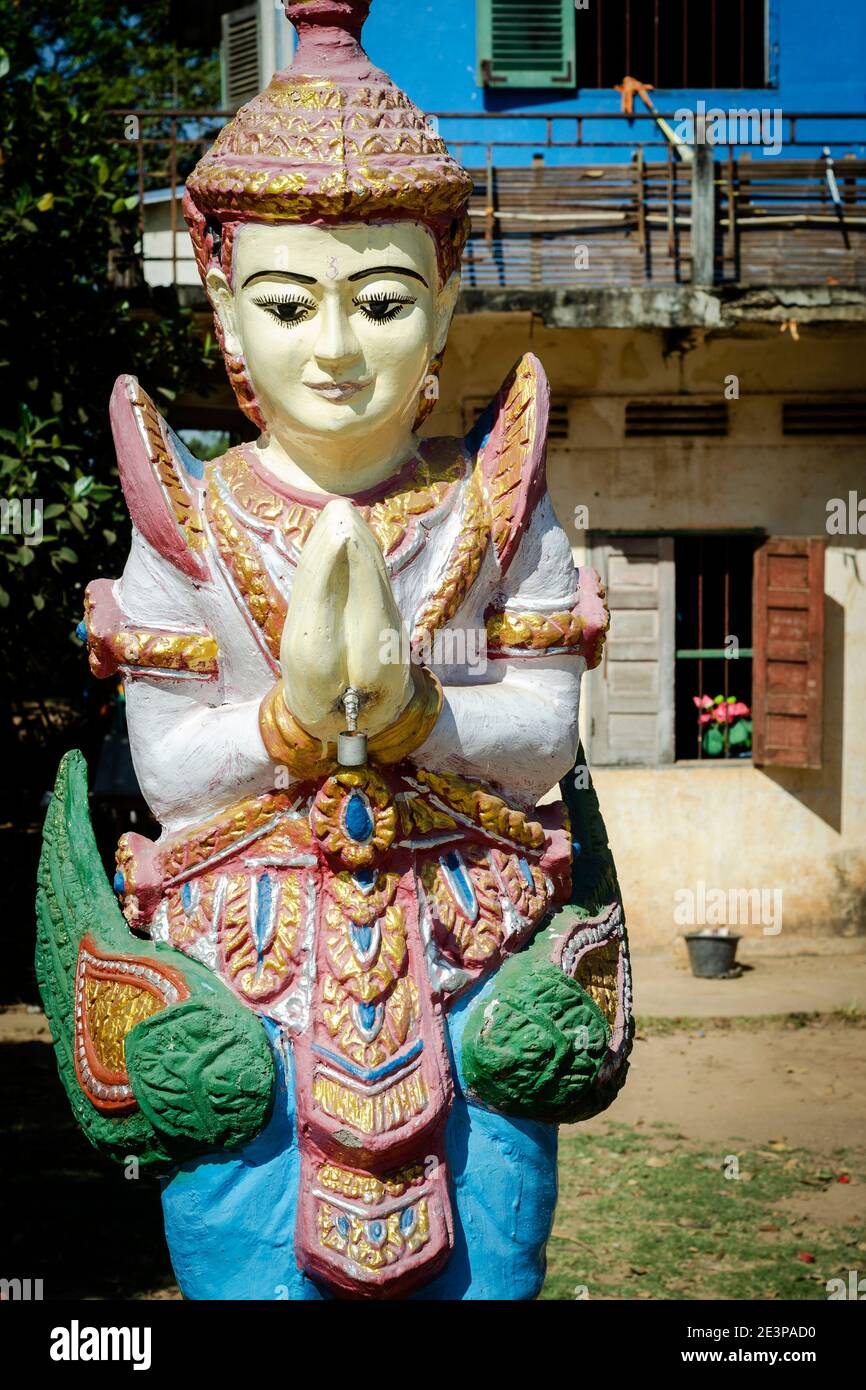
[183,1,472,428]
[185,0,472,280]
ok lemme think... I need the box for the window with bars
[586,533,825,769]
[576,0,770,90]
[674,535,759,761]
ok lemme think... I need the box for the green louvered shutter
[476,0,575,89]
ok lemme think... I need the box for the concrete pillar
[691,144,717,287]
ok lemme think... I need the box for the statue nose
[314,300,362,368]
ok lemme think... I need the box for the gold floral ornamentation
[206,482,287,663]
[396,793,458,840]
[83,978,162,1074]
[312,1061,429,1136]
[165,876,219,954]
[330,869,400,923]
[317,1197,431,1271]
[574,938,621,1030]
[421,847,504,968]
[311,768,397,867]
[410,463,490,645]
[493,848,549,923]
[92,625,218,676]
[221,870,303,1005]
[411,768,545,851]
[131,385,206,554]
[479,356,539,568]
[158,791,312,882]
[317,1160,427,1204]
[320,974,419,1070]
[324,903,407,1003]
[217,440,465,559]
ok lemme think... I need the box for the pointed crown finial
[283,0,371,41]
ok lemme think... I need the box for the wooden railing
[108,109,866,291]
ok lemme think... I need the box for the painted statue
[36,0,632,1300]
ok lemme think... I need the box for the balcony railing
[108,109,866,292]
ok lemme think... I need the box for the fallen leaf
[797,1251,816,1264]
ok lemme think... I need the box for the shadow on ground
[1,1039,177,1299]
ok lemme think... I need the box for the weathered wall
[430,313,866,948]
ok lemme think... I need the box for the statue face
[209,222,458,450]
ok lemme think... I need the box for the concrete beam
[455,285,866,330]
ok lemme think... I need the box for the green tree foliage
[0,2,220,694]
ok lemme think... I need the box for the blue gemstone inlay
[442,850,477,920]
[572,839,582,857]
[518,856,535,890]
[113,870,125,896]
[345,792,373,843]
[351,923,372,955]
[357,1001,377,1031]
[353,866,376,891]
[369,1221,384,1241]
[312,1039,423,1084]
[335,1214,350,1238]
[181,881,193,914]
[254,872,274,956]
[400,1206,417,1235]
[75,620,87,643]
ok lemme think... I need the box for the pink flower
[730,702,750,718]
[693,695,713,709]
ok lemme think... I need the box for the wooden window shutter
[221,4,261,111]
[751,538,825,768]
[587,537,675,766]
[476,0,575,89]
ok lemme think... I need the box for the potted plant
[693,694,752,758]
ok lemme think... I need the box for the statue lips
[306,379,371,403]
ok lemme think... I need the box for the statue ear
[433,271,460,355]
[206,267,242,357]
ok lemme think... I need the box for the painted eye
[353,294,415,324]
[252,296,316,327]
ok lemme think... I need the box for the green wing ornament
[35,750,275,1171]
[461,745,634,1124]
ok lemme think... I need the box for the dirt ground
[584,1018,866,1150]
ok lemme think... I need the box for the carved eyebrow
[242,269,318,288]
[347,265,429,287]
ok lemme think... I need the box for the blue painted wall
[361,0,866,164]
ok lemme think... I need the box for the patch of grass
[542,1122,864,1301]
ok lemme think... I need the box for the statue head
[183,0,472,461]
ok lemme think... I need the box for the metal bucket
[685,933,741,978]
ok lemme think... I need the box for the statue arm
[411,490,601,806]
[92,526,288,829]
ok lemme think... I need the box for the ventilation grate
[625,401,729,438]
[782,400,866,436]
[464,396,570,442]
